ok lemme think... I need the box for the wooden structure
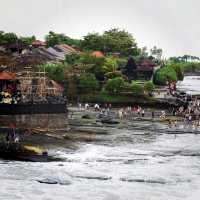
[136,59,155,80]
[122,57,155,81]
[0,70,67,115]
[17,69,64,103]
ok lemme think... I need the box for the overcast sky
[0,0,199,57]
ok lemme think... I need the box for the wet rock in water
[37,178,58,184]
[68,127,109,135]
[120,177,167,184]
[123,158,148,164]
[175,178,191,183]
[73,175,112,181]
[58,180,72,185]
[37,178,71,185]
[180,151,200,157]
[82,114,93,119]
[97,116,119,125]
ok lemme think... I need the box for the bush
[79,53,106,81]
[79,93,156,105]
[104,77,125,94]
[116,58,127,69]
[102,57,118,73]
[171,64,184,80]
[144,81,155,92]
[130,81,144,95]
[78,73,99,93]
[153,66,177,85]
[65,53,80,65]
[105,71,128,80]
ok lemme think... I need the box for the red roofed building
[91,51,104,58]
[0,71,16,80]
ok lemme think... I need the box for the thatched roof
[12,52,48,71]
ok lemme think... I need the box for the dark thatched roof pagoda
[122,57,156,81]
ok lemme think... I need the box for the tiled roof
[91,51,104,58]
[54,44,77,54]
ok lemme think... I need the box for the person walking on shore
[118,109,123,120]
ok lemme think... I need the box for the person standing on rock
[142,109,145,117]
[152,111,155,119]
[85,103,89,110]
[94,103,100,111]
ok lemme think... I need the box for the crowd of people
[76,98,200,130]
[169,96,200,129]
[0,82,21,104]
[77,102,160,120]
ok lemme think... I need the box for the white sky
[0,0,200,58]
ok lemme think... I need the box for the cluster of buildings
[0,40,78,72]
[0,39,156,81]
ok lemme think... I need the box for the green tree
[0,32,18,45]
[150,46,163,61]
[65,53,81,65]
[130,82,144,95]
[116,58,127,69]
[81,33,104,51]
[81,28,139,56]
[20,36,36,45]
[78,73,99,93]
[168,57,181,63]
[103,28,137,56]
[105,71,128,80]
[3,32,18,43]
[104,77,125,94]
[38,63,68,83]
[78,53,105,81]
[144,81,155,92]
[45,31,81,47]
[102,57,118,73]
[153,66,177,85]
[171,64,184,80]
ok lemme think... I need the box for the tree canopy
[105,77,125,94]
[78,73,99,92]
[0,31,18,45]
[81,28,139,56]
[20,36,36,45]
[153,65,178,85]
[38,63,68,83]
[45,31,81,47]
